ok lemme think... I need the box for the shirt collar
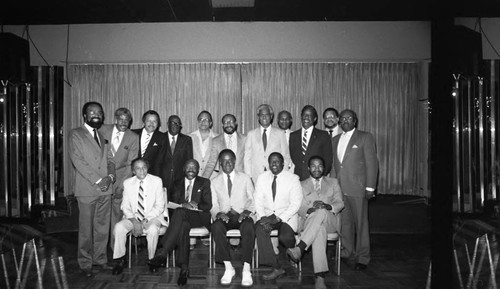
[142,128,153,136]
[260,126,271,134]
[343,128,356,137]
[84,123,96,134]
[302,126,313,135]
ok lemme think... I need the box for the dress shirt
[302,126,313,146]
[193,129,213,158]
[224,133,237,153]
[168,132,177,147]
[111,127,123,150]
[84,123,100,144]
[140,128,152,155]
[260,125,272,146]
[337,129,354,163]
[284,129,291,144]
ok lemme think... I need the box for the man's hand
[307,207,317,214]
[182,201,198,210]
[313,200,332,210]
[216,212,229,223]
[97,175,113,192]
[238,210,252,223]
[268,214,280,225]
[260,221,273,234]
[130,219,143,237]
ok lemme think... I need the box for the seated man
[211,149,255,287]
[111,158,168,275]
[254,152,303,280]
[148,159,212,286]
[287,155,344,289]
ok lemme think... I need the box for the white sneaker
[241,270,253,287]
[220,267,235,285]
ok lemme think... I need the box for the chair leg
[208,235,213,269]
[336,239,341,276]
[128,234,132,269]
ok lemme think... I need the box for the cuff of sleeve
[366,187,375,192]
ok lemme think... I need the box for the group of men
[69,101,378,289]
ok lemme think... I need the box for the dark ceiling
[1,0,499,25]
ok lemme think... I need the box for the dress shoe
[354,263,367,270]
[112,259,127,275]
[315,276,327,289]
[286,247,302,262]
[147,255,166,272]
[262,268,285,280]
[81,269,93,278]
[241,270,253,287]
[177,269,189,286]
[220,267,235,285]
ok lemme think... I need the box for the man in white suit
[211,149,255,287]
[204,114,245,178]
[190,111,218,178]
[111,158,168,275]
[244,104,291,182]
[286,155,344,289]
[254,152,303,280]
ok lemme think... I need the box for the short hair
[218,149,236,161]
[198,110,213,122]
[278,110,292,119]
[221,114,236,123]
[183,159,200,170]
[339,109,358,123]
[115,107,132,120]
[268,152,284,163]
[82,101,103,116]
[301,105,318,119]
[322,107,339,119]
[308,155,325,167]
[168,115,182,124]
[257,104,274,116]
[142,110,161,126]
[132,157,150,169]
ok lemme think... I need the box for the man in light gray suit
[205,114,246,178]
[244,104,291,182]
[331,109,378,271]
[69,101,116,278]
[189,111,218,178]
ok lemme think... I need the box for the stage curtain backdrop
[65,62,428,197]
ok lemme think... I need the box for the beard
[86,117,103,129]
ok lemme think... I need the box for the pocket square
[352,145,359,148]
[124,146,129,150]
[153,142,158,146]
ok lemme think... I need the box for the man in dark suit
[99,107,139,249]
[132,110,164,177]
[69,101,115,278]
[148,159,212,286]
[289,105,333,181]
[331,109,379,270]
[323,107,342,138]
[155,115,193,201]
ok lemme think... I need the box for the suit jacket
[100,124,139,196]
[298,176,344,231]
[210,171,255,220]
[290,127,333,181]
[154,132,193,197]
[254,170,303,231]
[244,126,291,182]
[131,128,165,177]
[331,129,379,197]
[121,174,168,227]
[69,125,114,197]
[205,132,246,179]
[171,176,212,228]
[189,129,218,178]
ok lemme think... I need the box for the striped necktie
[185,180,193,202]
[141,133,151,157]
[137,181,145,221]
[302,130,308,155]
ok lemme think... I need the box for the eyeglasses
[340,116,354,122]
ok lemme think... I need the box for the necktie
[314,179,321,192]
[185,180,193,202]
[302,130,308,155]
[137,181,145,221]
[227,174,232,197]
[262,128,267,151]
[111,131,120,156]
[227,134,233,151]
[272,175,277,201]
[93,129,101,147]
[141,133,151,157]
[329,129,333,137]
[171,136,176,153]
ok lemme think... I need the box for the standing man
[155,115,193,201]
[332,109,379,270]
[100,107,139,249]
[323,107,342,138]
[254,152,303,280]
[244,104,291,182]
[205,114,246,179]
[111,158,168,275]
[286,156,344,289]
[132,110,164,177]
[211,149,255,287]
[189,111,218,178]
[289,105,333,181]
[277,110,293,144]
[69,101,115,277]
[148,159,212,286]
